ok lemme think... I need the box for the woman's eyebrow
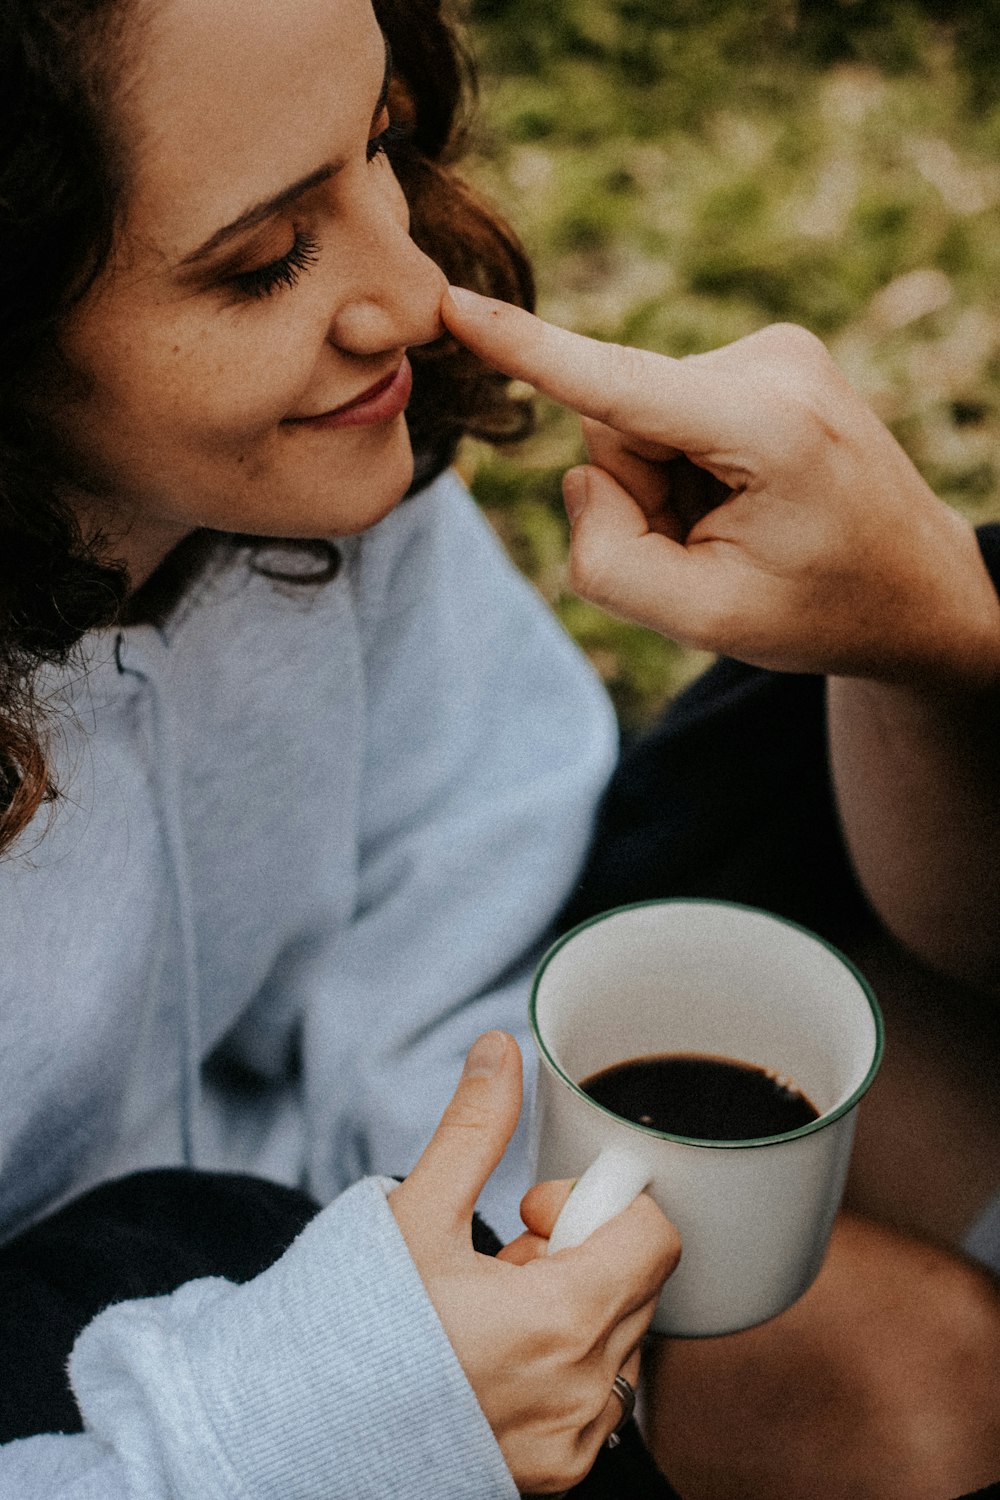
[179,33,394,269]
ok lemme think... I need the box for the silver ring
[605,1373,636,1450]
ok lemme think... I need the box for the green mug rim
[529,897,885,1150]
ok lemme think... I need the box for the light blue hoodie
[0,468,618,1497]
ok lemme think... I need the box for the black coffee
[580,1052,819,1141]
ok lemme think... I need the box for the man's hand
[442,286,1000,691]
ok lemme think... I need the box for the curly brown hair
[0,0,534,856]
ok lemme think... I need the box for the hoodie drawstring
[115,631,201,1166]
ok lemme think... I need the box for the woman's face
[54,0,448,579]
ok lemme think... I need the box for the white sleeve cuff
[70,1177,518,1500]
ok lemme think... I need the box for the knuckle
[757,320,829,364]
[546,1279,605,1358]
[536,1448,591,1495]
[598,342,647,427]
[545,1298,593,1357]
[521,1368,615,1491]
[747,326,845,447]
[562,1445,599,1492]
[541,1425,601,1494]
[438,1099,486,1135]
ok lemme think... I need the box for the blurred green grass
[454,0,1000,727]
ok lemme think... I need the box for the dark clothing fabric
[0,1170,318,1443]
[561,653,875,948]
[0,1168,679,1497]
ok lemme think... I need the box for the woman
[0,1,680,1495]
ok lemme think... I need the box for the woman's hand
[389,1032,679,1496]
[442,287,1000,691]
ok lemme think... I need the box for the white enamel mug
[530,900,883,1337]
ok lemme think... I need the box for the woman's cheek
[165,327,315,436]
[237,302,339,417]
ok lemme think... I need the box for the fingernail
[563,467,590,523]
[463,1030,507,1078]
[446,285,495,319]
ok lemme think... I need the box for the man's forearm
[827,672,1000,997]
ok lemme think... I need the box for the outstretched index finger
[442,285,722,452]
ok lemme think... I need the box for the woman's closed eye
[229,229,320,300]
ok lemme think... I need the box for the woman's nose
[328,216,448,355]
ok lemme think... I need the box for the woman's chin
[279,424,417,538]
[336,444,417,536]
[342,480,413,536]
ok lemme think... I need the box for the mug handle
[547,1146,653,1254]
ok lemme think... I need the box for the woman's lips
[287,358,413,430]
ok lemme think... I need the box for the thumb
[564,464,701,638]
[397,1031,522,1237]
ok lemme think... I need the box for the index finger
[442,285,721,451]
[554,1192,681,1323]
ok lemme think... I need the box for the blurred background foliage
[452,0,1000,727]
